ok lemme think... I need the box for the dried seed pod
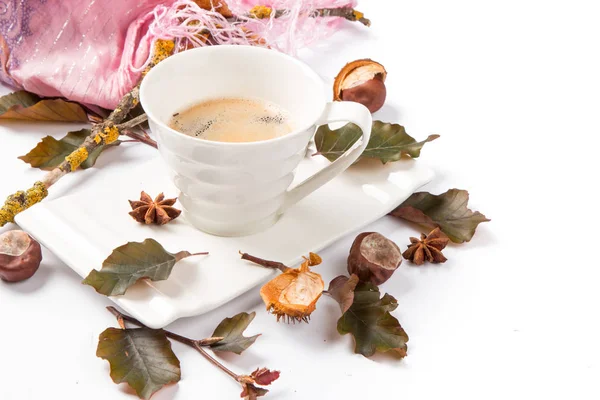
[347,232,402,285]
[0,230,42,282]
[259,257,324,323]
[333,59,387,113]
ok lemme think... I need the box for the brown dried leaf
[0,91,88,122]
[326,274,359,313]
[315,121,439,164]
[240,383,269,400]
[97,327,181,399]
[209,312,260,354]
[250,368,280,386]
[82,239,202,296]
[337,283,409,358]
[18,129,118,171]
[390,189,490,243]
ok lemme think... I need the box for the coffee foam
[169,97,295,143]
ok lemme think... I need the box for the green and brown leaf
[326,274,359,314]
[18,129,118,170]
[209,312,261,355]
[83,239,204,296]
[97,327,181,399]
[390,189,490,243]
[337,282,408,358]
[315,121,439,164]
[0,90,88,122]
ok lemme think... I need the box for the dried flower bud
[333,59,387,113]
[259,256,324,323]
[0,230,42,282]
[347,232,402,285]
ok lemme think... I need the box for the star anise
[128,191,181,225]
[402,227,449,265]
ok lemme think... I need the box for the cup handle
[281,101,372,212]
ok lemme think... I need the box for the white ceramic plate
[16,155,433,328]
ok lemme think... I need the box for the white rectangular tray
[16,155,433,328]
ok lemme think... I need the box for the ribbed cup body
[152,119,314,236]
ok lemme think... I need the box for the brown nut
[0,230,42,282]
[347,232,402,285]
[333,59,387,113]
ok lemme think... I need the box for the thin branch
[122,130,158,149]
[239,251,290,272]
[313,8,371,26]
[106,306,241,381]
[116,113,148,131]
[232,6,371,27]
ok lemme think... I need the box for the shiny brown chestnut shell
[0,230,42,282]
[333,59,387,113]
[347,232,402,285]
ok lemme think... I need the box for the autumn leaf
[315,121,439,163]
[326,274,359,313]
[239,368,280,400]
[250,368,280,386]
[82,239,206,296]
[390,189,490,243]
[18,129,119,171]
[337,282,408,358]
[0,90,88,122]
[209,312,261,355]
[97,327,181,399]
[240,383,269,400]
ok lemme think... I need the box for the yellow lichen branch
[0,182,48,226]
[244,6,371,27]
[63,148,89,171]
[143,39,175,76]
[0,40,173,227]
[249,5,272,19]
[100,126,120,145]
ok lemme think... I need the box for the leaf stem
[239,252,290,272]
[106,307,241,381]
[121,130,158,148]
[192,342,240,381]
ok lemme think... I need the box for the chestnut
[0,230,42,282]
[333,59,388,113]
[347,232,402,285]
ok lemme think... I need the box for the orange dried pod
[259,258,324,323]
[333,59,387,113]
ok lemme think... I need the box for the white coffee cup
[140,45,372,236]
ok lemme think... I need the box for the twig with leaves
[102,306,279,400]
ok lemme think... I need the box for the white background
[1,0,599,398]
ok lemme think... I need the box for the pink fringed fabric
[0,0,357,108]
[228,0,358,54]
[0,0,178,109]
[148,0,255,52]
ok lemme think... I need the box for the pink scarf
[0,0,357,109]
